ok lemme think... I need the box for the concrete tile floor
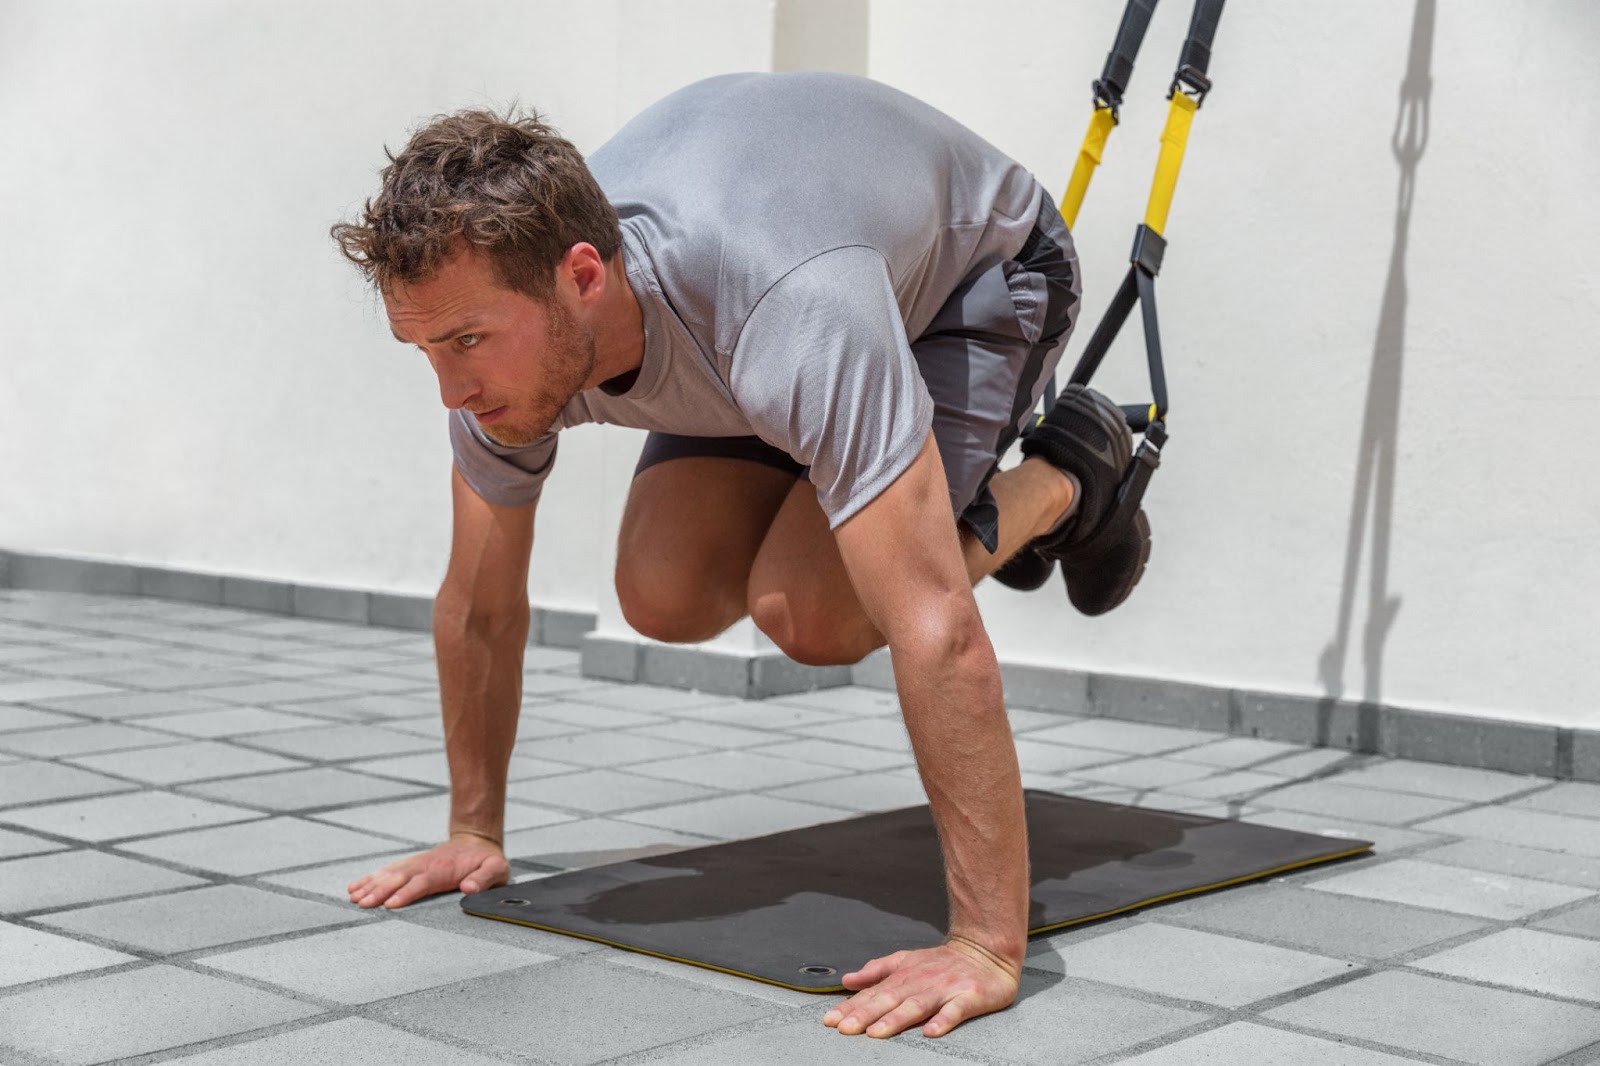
[0,590,1598,1065]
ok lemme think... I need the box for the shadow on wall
[1314,0,1435,745]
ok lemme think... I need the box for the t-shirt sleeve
[447,409,558,508]
[729,245,935,528]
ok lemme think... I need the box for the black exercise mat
[462,789,1372,992]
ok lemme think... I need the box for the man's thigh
[615,437,798,642]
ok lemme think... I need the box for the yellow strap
[1142,91,1198,236]
[1058,107,1117,229]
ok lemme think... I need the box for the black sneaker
[992,547,1055,591]
[1018,384,1153,616]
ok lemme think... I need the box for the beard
[480,299,596,447]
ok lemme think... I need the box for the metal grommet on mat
[501,898,530,907]
[799,965,837,977]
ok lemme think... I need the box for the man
[333,72,1150,1040]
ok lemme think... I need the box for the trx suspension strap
[1052,0,1224,524]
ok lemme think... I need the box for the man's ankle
[1023,458,1080,539]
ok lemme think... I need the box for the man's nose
[436,371,480,411]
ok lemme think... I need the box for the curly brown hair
[330,106,620,298]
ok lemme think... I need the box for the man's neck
[585,255,646,390]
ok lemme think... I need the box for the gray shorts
[634,195,1081,554]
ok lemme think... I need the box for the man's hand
[345,831,510,909]
[824,938,1021,1039]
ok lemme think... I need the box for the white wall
[3,1,1597,729]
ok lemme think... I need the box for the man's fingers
[383,872,435,909]
[842,950,906,989]
[866,996,932,1039]
[922,997,973,1038]
[354,870,407,907]
[462,857,508,895]
[831,988,902,1036]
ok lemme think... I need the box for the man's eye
[459,334,481,348]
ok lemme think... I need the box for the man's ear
[563,242,607,304]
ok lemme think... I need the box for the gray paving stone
[28,689,223,720]
[1255,747,1374,778]
[1411,928,1600,1003]
[531,729,709,768]
[310,792,573,842]
[162,1017,513,1066]
[1029,922,1356,1007]
[1510,782,1600,819]
[345,749,573,786]
[0,677,123,702]
[632,750,847,791]
[1171,729,1305,765]
[619,794,854,839]
[792,717,913,752]
[371,954,776,1063]
[523,645,581,671]
[0,720,184,757]
[1330,758,1549,803]
[0,964,323,1065]
[1415,805,1600,857]
[234,723,438,761]
[197,919,553,1004]
[0,789,266,842]
[79,665,265,690]
[1150,882,1489,961]
[4,654,147,677]
[1067,756,1224,790]
[132,705,327,738]
[281,646,416,668]
[0,920,139,987]
[0,826,67,858]
[651,1017,950,1063]
[67,739,308,784]
[1012,738,1127,775]
[770,773,930,812]
[501,817,710,868]
[1240,809,1447,854]
[678,700,847,729]
[184,679,356,705]
[34,883,373,954]
[1162,768,1296,801]
[520,672,611,697]
[1307,858,1592,920]
[0,850,209,914]
[514,714,588,742]
[527,698,669,729]
[1537,901,1600,940]
[256,850,419,901]
[0,759,136,808]
[751,737,912,772]
[398,885,603,955]
[506,767,720,814]
[579,681,730,713]
[771,686,902,716]
[1247,779,1468,826]
[1262,970,1600,1066]
[627,718,784,749]
[0,703,77,730]
[312,670,437,695]
[603,952,823,1008]
[904,970,1208,1064]
[119,817,406,876]
[246,688,441,723]
[1113,1021,1434,1065]
[1028,718,1221,755]
[181,766,432,811]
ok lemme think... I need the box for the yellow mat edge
[461,842,1374,995]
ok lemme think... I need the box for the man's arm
[824,432,1028,1038]
[347,467,535,909]
[437,465,536,845]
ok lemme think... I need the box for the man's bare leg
[747,457,1075,666]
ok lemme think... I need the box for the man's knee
[615,564,742,645]
[748,587,882,667]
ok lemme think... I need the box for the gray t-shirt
[452,71,1044,527]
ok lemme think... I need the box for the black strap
[1094,0,1160,115]
[1174,0,1225,99]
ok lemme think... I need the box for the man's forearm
[433,595,529,843]
[892,620,1029,965]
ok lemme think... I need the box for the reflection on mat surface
[462,790,1373,991]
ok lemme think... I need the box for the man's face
[384,246,595,446]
